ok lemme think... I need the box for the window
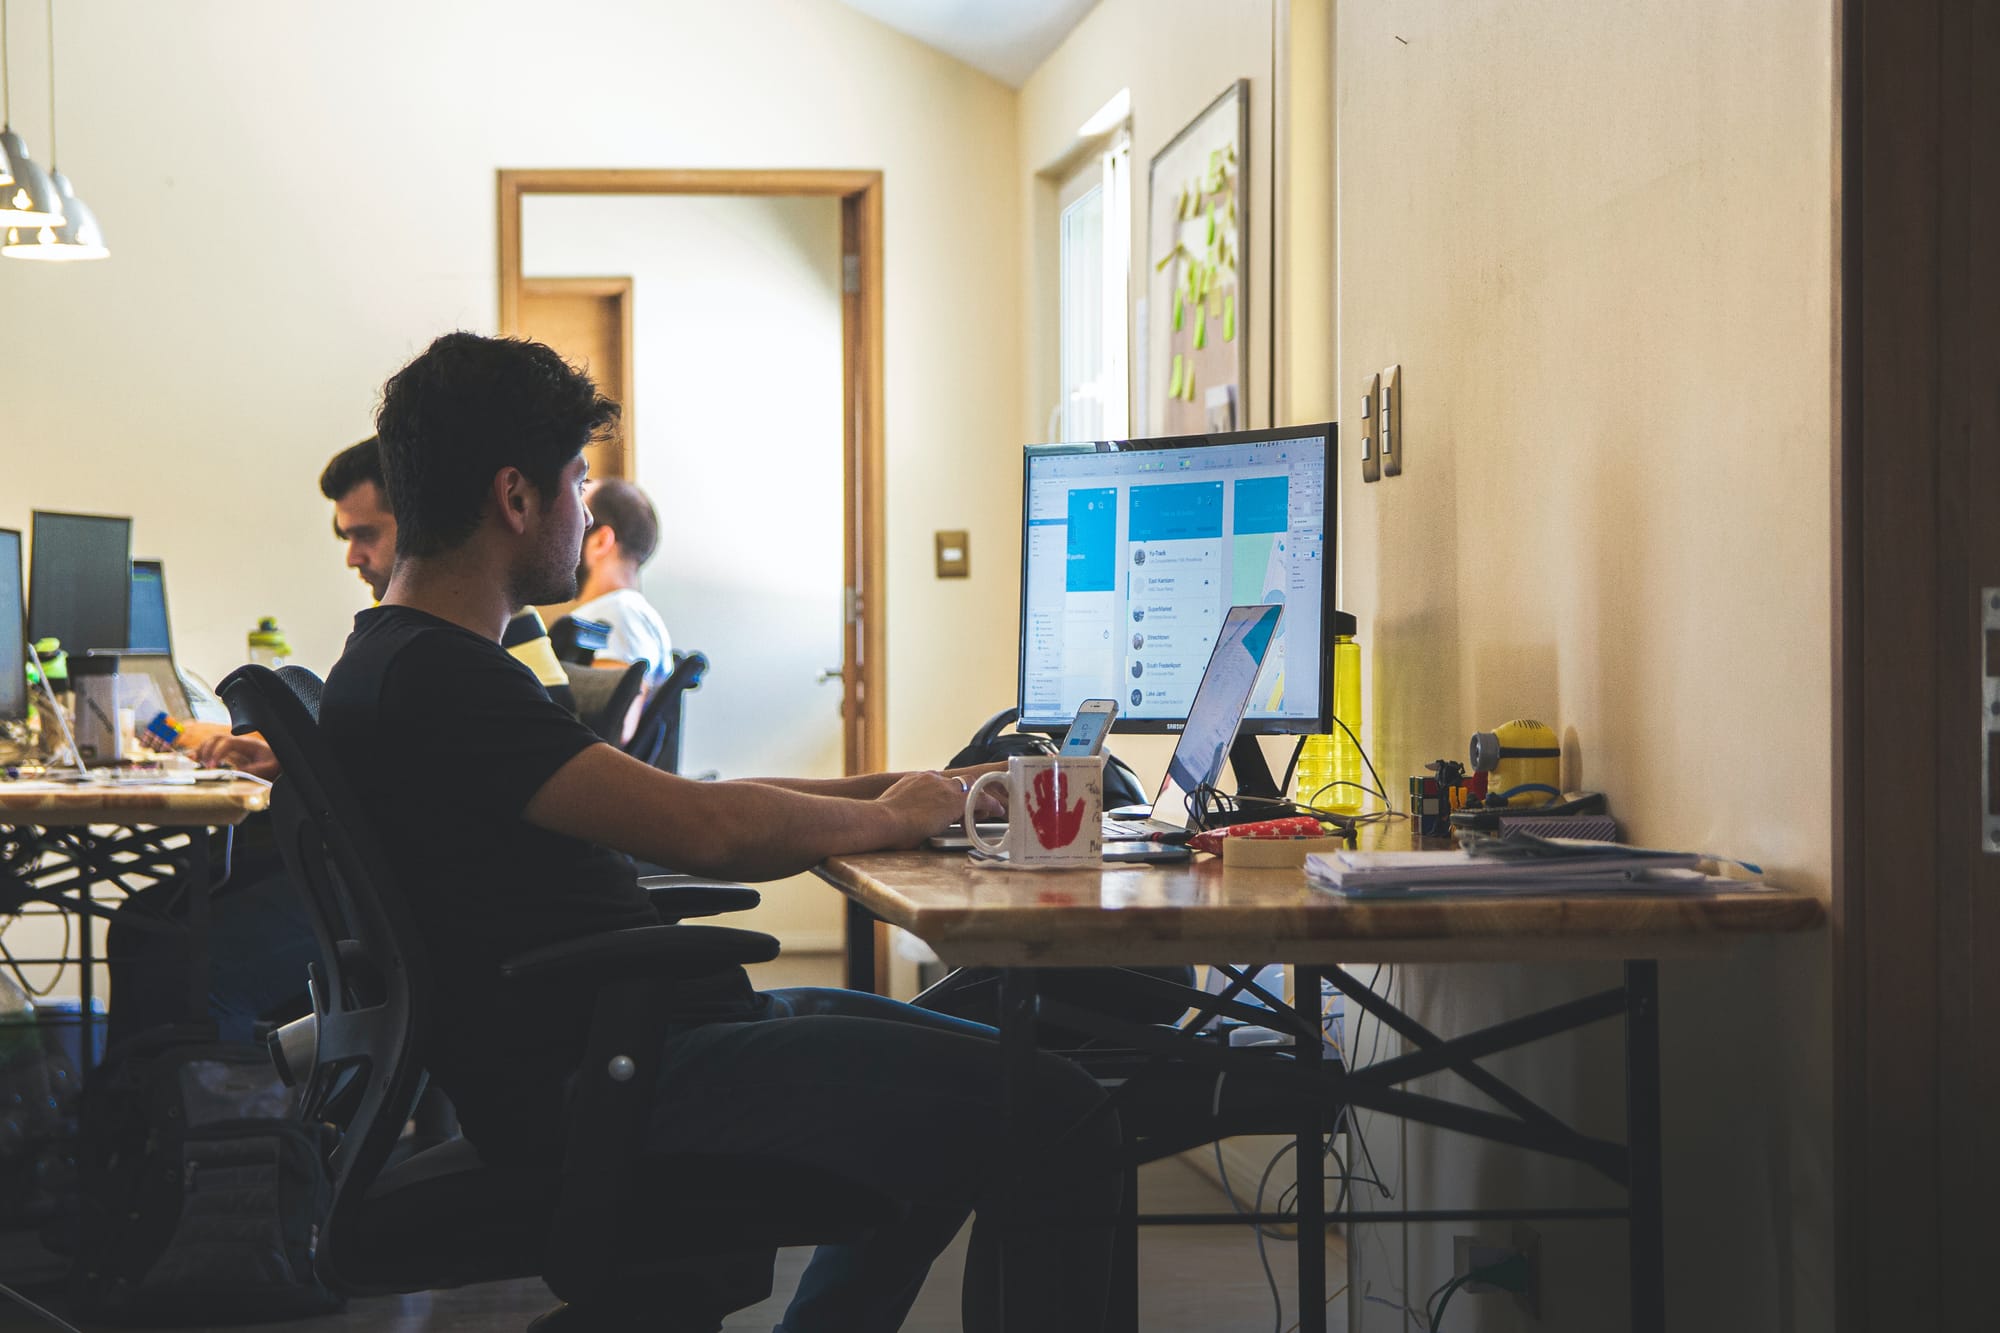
[1056,132,1130,442]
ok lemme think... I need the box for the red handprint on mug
[1026,766,1087,850]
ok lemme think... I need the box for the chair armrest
[640,877,763,921]
[499,924,779,984]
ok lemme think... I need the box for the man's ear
[587,525,619,562]
[492,467,533,535]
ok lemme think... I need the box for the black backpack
[70,1029,342,1325]
[948,707,1150,811]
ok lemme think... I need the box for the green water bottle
[247,617,292,669]
[1292,612,1362,813]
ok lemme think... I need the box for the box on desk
[1220,834,1347,869]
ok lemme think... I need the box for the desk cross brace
[1005,961,1666,1333]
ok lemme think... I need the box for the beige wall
[0,0,1020,775]
[0,0,1020,997]
[1334,1,1835,1328]
[1016,0,1281,788]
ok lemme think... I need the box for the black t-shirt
[320,605,756,1162]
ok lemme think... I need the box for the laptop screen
[1148,603,1285,828]
[128,560,172,655]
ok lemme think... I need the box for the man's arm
[733,761,1006,800]
[523,743,966,881]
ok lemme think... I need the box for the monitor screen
[28,511,133,658]
[0,529,25,723]
[1017,424,1334,733]
[128,559,172,655]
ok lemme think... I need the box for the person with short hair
[323,331,1116,1332]
[318,436,398,601]
[571,476,674,695]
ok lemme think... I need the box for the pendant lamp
[4,0,102,259]
[0,0,63,226]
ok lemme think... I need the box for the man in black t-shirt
[321,333,1116,1333]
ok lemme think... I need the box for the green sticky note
[1194,303,1207,350]
[1173,290,1184,331]
[1169,354,1184,397]
[1224,294,1236,342]
[1185,367,1198,400]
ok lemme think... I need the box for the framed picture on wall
[1146,79,1248,437]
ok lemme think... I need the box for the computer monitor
[28,511,133,657]
[1017,424,1335,735]
[0,529,25,723]
[128,559,173,655]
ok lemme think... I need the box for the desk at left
[0,779,272,1043]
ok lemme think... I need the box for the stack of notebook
[1304,833,1760,898]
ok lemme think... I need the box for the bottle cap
[248,617,291,652]
[1331,610,1357,637]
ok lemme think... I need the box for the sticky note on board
[1206,205,1216,245]
[1224,294,1236,342]
[1169,354,1184,397]
[1173,290,1184,331]
[1194,303,1207,350]
[1185,368,1198,401]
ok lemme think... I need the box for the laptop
[932,603,1284,850]
[1102,602,1285,841]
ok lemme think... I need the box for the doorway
[498,169,887,779]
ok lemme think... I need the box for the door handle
[816,667,845,686]
[1984,588,1999,854]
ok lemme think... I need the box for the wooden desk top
[816,849,1825,967]
[0,778,271,828]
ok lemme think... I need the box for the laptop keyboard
[1103,819,1161,840]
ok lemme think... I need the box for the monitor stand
[1228,735,1285,803]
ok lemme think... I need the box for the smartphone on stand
[1059,698,1118,757]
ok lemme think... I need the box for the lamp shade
[0,128,63,226]
[3,168,103,259]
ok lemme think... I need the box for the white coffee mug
[964,755,1103,866]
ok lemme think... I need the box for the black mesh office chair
[548,614,612,667]
[218,665,897,1330]
[626,650,708,772]
[561,660,649,743]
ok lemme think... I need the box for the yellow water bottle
[1292,612,1362,813]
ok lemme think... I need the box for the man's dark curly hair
[317,436,383,504]
[374,333,619,559]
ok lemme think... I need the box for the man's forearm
[737,760,1004,800]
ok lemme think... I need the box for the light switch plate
[1360,373,1381,484]
[1381,364,1403,476]
[934,530,970,578]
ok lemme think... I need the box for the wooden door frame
[498,168,888,776]
[517,276,637,480]
[1837,0,1998,1327]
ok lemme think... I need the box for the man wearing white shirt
[571,477,674,697]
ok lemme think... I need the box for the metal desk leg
[997,968,1039,1331]
[1294,964,1328,1333]
[1109,1160,1139,1333]
[843,895,877,993]
[1624,960,1665,1333]
[182,831,213,1027]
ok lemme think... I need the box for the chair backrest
[626,649,708,771]
[560,660,648,743]
[547,614,612,667]
[218,664,431,1291]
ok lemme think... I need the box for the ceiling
[831,0,1099,87]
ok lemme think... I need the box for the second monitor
[1017,423,1335,734]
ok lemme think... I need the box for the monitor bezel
[27,509,134,657]
[1014,422,1337,736]
[0,528,26,724]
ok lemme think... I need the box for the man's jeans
[648,987,1120,1333]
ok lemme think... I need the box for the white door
[523,192,848,951]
